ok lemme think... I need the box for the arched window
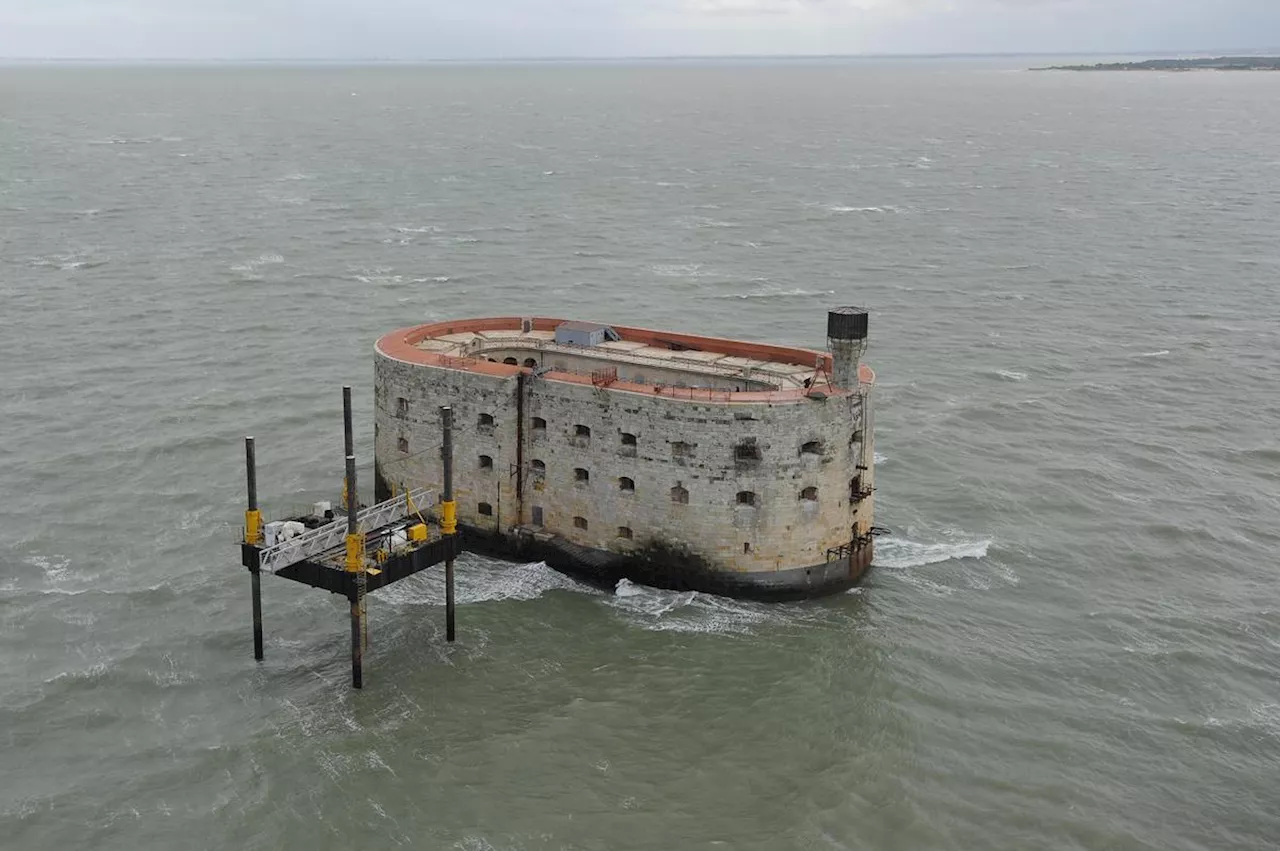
[478,455,493,469]
[575,424,591,438]
[801,440,825,457]
[573,516,588,530]
[478,413,494,428]
[618,477,635,492]
[617,526,633,540]
[503,357,518,366]
[800,487,818,501]
[531,459,546,472]
[621,432,637,446]
[574,468,590,483]
[532,416,547,432]
[736,491,757,507]
[671,485,689,505]
[523,358,537,368]
[478,502,493,516]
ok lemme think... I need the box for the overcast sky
[2,0,1277,59]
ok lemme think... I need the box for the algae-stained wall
[374,353,872,573]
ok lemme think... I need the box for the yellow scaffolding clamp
[345,531,364,573]
[244,509,263,545]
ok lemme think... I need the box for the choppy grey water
[2,59,1279,850]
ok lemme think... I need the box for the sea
[1,58,1278,850]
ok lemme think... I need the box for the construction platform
[238,387,464,689]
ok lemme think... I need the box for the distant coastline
[1033,56,1280,72]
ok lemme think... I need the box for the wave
[995,369,1028,382]
[649,263,712,278]
[873,536,991,569]
[718,287,837,301]
[28,254,107,271]
[677,216,739,229]
[827,205,898,214]
[381,559,600,607]
[605,579,775,634]
[26,554,71,584]
[230,253,283,277]
[1136,350,1170,358]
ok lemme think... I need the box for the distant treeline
[1033,57,1280,72]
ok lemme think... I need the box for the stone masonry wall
[374,353,872,575]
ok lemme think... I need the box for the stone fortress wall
[373,316,874,578]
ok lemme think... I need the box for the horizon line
[3,48,1277,64]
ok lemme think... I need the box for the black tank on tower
[827,306,869,389]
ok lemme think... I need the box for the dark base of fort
[461,524,873,602]
[374,470,872,602]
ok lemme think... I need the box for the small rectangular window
[618,526,633,540]
[478,413,495,428]
[397,437,409,454]
[573,516,588,530]
[396,397,409,415]
[574,468,590,483]
[478,502,493,516]
[532,506,544,526]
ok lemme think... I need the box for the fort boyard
[373,309,876,601]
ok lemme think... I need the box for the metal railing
[433,334,789,393]
[256,487,435,574]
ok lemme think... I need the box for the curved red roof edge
[375,317,873,404]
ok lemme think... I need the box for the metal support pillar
[344,388,364,689]
[346,451,363,689]
[245,437,264,661]
[441,406,457,643]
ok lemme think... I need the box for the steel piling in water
[345,450,363,689]
[245,437,264,662]
[238,388,464,690]
[441,405,456,643]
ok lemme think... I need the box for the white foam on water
[720,286,836,301]
[874,452,889,465]
[605,579,774,634]
[677,215,739,229]
[873,536,991,569]
[230,253,283,277]
[1137,350,1171,358]
[996,369,1028,381]
[827,205,898,214]
[393,225,440,234]
[26,554,71,585]
[29,253,106,271]
[382,560,600,607]
[650,263,711,278]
